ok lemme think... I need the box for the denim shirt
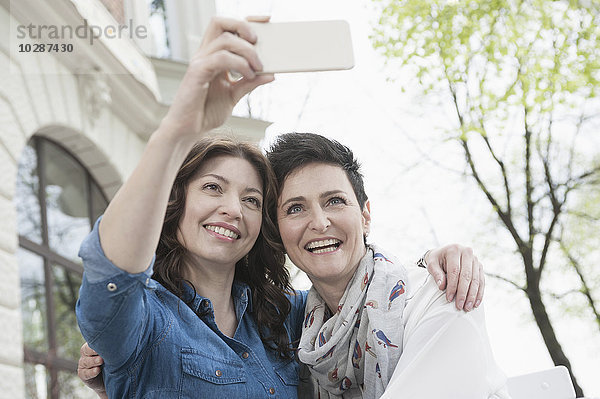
[76,219,307,399]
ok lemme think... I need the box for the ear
[362,200,371,236]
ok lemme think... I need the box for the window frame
[18,136,109,399]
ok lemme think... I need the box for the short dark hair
[266,133,368,209]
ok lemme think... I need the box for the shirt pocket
[274,358,300,387]
[180,348,247,397]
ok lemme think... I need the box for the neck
[184,258,238,336]
[310,246,369,314]
[310,273,354,315]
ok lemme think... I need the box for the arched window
[16,136,108,399]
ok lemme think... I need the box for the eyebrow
[245,187,263,196]
[201,173,228,183]
[280,196,305,208]
[280,190,346,208]
[320,190,345,199]
[200,173,263,196]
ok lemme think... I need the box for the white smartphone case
[250,20,354,74]
[506,366,576,399]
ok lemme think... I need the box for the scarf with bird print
[297,245,407,399]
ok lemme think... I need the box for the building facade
[0,0,269,397]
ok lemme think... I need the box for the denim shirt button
[202,300,209,308]
[242,352,249,359]
[215,369,222,377]
[107,282,117,292]
[268,387,275,394]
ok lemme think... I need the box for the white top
[380,268,512,399]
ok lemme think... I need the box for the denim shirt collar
[181,280,253,317]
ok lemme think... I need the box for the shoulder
[286,289,308,312]
[403,268,487,337]
[284,290,308,342]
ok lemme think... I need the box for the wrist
[416,249,432,269]
[150,121,199,155]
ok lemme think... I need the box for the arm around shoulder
[381,276,511,399]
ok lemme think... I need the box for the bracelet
[416,249,431,268]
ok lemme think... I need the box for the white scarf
[297,245,407,399]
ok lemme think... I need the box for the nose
[308,208,330,233]
[219,194,242,220]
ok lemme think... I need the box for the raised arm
[76,16,273,375]
[98,17,273,273]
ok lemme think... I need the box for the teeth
[205,225,239,239]
[306,239,341,250]
[312,247,338,254]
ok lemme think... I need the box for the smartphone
[249,20,354,74]
[506,366,576,399]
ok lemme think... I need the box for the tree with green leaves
[371,0,599,395]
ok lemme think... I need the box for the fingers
[475,260,485,308]
[201,50,257,81]
[203,31,263,74]
[444,247,461,304]
[78,365,102,382]
[246,16,271,23]
[80,342,98,357]
[78,342,104,381]
[454,247,474,310]
[78,351,104,369]
[202,17,258,45]
[463,256,480,311]
[425,255,446,290]
[190,19,267,86]
[428,244,486,311]
[232,74,275,103]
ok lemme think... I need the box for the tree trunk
[526,284,584,397]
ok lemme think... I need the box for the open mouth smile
[204,224,240,239]
[305,238,342,254]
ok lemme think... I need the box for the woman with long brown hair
[75,17,306,398]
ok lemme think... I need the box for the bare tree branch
[487,272,525,292]
[446,70,529,255]
[563,210,600,222]
[566,165,600,190]
[548,289,584,300]
[538,122,566,276]
[559,241,600,333]
[566,104,587,181]
[523,108,536,278]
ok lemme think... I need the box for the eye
[243,196,262,208]
[203,183,222,193]
[286,204,303,215]
[327,196,346,206]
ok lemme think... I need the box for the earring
[244,255,249,269]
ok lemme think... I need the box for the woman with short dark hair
[268,132,510,399]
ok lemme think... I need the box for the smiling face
[177,155,263,271]
[277,162,371,285]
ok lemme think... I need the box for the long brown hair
[153,136,293,358]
